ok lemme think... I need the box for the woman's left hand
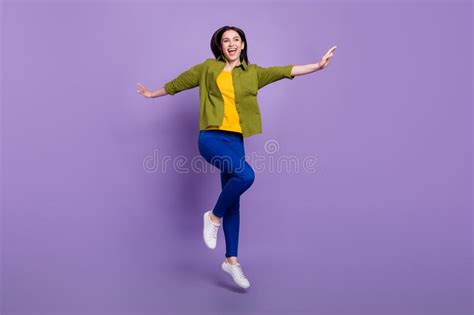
[318,45,337,70]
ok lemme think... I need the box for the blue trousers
[198,129,255,257]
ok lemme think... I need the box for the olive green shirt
[164,55,295,138]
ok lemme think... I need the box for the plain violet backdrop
[1,0,472,315]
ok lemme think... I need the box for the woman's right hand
[137,83,153,98]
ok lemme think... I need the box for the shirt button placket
[233,71,242,124]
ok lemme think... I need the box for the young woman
[137,25,336,289]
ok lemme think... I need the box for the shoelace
[209,224,219,238]
[234,264,247,279]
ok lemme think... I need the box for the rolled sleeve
[164,61,204,95]
[256,64,295,89]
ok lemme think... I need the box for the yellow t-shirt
[205,70,243,133]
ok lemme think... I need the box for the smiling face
[220,29,245,63]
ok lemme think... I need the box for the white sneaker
[221,259,251,289]
[203,210,220,249]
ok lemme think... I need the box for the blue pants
[198,129,255,257]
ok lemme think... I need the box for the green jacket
[164,55,295,138]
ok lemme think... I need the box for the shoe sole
[221,262,251,289]
[203,211,216,249]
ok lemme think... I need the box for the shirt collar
[217,54,248,71]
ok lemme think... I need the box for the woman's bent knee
[241,167,255,188]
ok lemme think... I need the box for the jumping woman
[137,25,336,289]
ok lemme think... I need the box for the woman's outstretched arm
[136,85,168,98]
[137,60,205,98]
[291,45,337,76]
[256,45,337,89]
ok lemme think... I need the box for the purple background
[1,0,472,314]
